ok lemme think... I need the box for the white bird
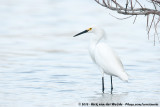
[73,27,128,94]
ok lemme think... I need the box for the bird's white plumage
[88,27,128,81]
[94,43,128,81]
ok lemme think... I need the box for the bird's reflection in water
[90,92,129,103]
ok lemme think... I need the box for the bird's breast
[88,42,98,63]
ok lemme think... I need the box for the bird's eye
[88,28,92,31]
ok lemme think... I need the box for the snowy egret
[73,27,128,94]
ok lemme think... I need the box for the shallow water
[0,0,160,107]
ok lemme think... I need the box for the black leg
[102,77,104,93]
[111,76,113,94]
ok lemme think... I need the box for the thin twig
[109,13,133,20]
[133,15,137,24]
[148,14,155,39]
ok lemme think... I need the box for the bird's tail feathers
[119,72,129,82]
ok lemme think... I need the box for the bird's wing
[94,42,125,76]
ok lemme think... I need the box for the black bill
[73,30,88,37]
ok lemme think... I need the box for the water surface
[0,0,160,107]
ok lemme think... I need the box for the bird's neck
[89,34,103,56]
[90,39,99,47]
[90,33,104,46]
[88,30,105,62]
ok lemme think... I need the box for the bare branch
[95,0,160,44]
[95,0,160,16]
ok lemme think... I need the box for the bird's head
[73,27,106,41]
